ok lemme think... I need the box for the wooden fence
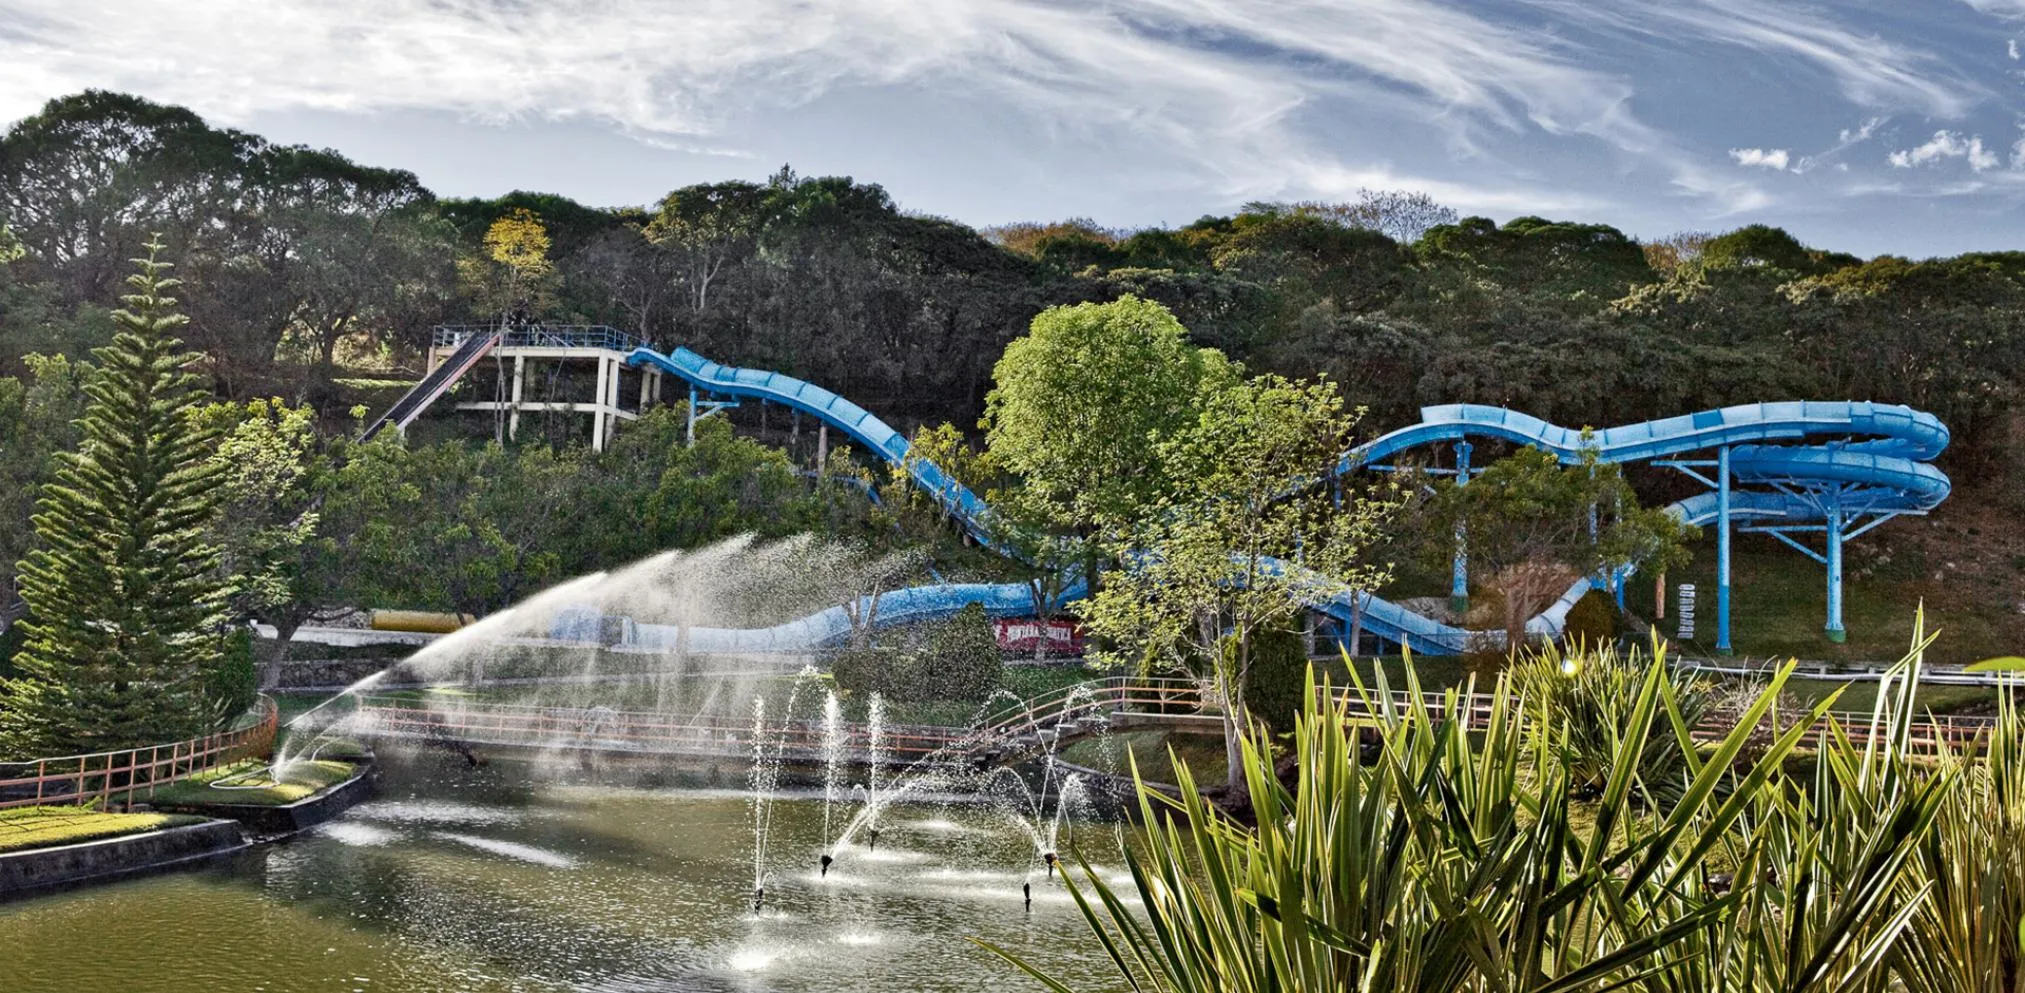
[0,698,280,811]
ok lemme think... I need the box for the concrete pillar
[508,355,525,441]
[606,356,623,447]
[592,355,610,452]
[817,423,829,472]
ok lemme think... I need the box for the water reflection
[0,749,1131,993]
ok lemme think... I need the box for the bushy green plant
[1508,637,1714,801]
[1237,623,1306,734]
[993,624,1953,993]
[918,603,1004,703]
[206,627,258,724]
[1560,587,1622,645]
[829,604,1004,704]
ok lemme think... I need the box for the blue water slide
[628,347,996,546]
[585,347,1948,656]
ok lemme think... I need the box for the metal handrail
[434,324,639,352]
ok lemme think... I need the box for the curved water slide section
[628,348,996,546]
[607,347,1948,656]
[1316,402,1950,652]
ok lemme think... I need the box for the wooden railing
[349,677,2009,766]
[0,698,280,811]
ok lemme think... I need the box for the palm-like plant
[990,624,1962,992]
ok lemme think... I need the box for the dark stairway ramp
[359,328,503,442]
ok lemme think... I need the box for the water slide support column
[1825,495,1846,643]
[1717,445,1733,656]
[686,385,699,448]
[1450,442,1471,615]
[592,355,610,452]
[508,355,524,442]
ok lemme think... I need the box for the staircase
[360,329,504,442]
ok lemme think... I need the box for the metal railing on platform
[0,698,280,811]
[433,325,639,352]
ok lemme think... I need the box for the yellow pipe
[369,610,475,634]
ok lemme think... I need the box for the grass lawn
[150,759,358,808]
[0,806,206,854]
[1061,728,1229,787]
[1624,536,2019,666]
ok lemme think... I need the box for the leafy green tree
[1431,446,1693,652]
[984,296,1237,531]
[886,423,1090,658]
[196,398,327,664]
[1419,215,1652,300]
[1084,372,1397,790]
[0,241,231,756]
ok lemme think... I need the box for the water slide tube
[557,347,1947,656]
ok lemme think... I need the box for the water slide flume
[574,347,1949,656]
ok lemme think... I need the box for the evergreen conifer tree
[0,239,229,757]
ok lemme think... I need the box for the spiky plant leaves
[991,629,1967,993]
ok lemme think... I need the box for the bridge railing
[0,698,279,811]
[354,697,979,761]
[352,677,2000,765]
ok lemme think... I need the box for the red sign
[993,619,1085,655]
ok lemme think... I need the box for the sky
[1,0,2022,258]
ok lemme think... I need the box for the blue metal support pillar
[1717,445,1734,656]
[1825,497,1846,643]
[1450,442,1471,615]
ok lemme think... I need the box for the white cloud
[0,0,1697,206]
[1838,118,1886,144]
[1729,147,1792,170]
[1888,131,2002,170]
[2010,39,2021,59]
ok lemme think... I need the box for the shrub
[1238,623,1307,734]
[828,604,1006,703]
[827,646,897,700]
[1561,587,1622,645]
[207,627,258,725]
[917,603,1004,703]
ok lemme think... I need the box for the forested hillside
[4,90,2023,659]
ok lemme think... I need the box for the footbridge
[349,676,1995,767]
[349,678,1206,767]
[607,345,1948,655]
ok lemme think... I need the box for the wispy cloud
[1730,147,1792,170]
[1888,130,2003,170]
[0,0,1676,204]
[1523,0,1977,116]
[0,0,2016,235]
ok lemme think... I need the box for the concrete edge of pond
[0,819,249,900]
[158,758,380,836]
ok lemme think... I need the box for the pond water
[0,750,1131,993]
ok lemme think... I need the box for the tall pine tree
[0,239,230,757]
